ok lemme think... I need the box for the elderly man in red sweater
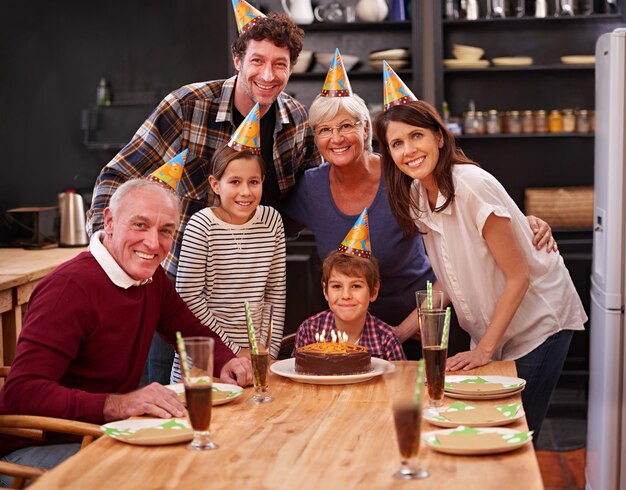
[0,179,252,483]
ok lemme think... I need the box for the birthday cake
[295,342,371,376]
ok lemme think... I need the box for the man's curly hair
[232,12,304,67]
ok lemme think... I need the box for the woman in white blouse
[374,100,587,438]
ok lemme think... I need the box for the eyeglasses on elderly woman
[314,120,363,139]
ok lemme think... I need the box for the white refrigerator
[587,28,626,490]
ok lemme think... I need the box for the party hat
[338,208,371,259]
[232,0,266,34]
[227,103,261,154]
[383,60,418,111]
[321,48,353,98]
[147,149,188,192]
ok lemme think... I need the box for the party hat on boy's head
[227,103,261,154]
[339,208,371,259]
[321,48,353,98]
[232,0,266,34]
[383,61,418,111]
[148,149,188,192]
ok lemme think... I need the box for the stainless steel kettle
[58,190,88,247]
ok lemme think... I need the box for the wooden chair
[278,333,296,360]
[0,366,102,488]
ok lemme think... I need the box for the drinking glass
[181,336,218,451]
[419,310,448,408]
[384,364,429,480]
[415,289,445,312]
[247,302,274,404]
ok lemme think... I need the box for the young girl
[170,144,286,383]
[374,99,586,437]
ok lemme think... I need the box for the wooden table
[0,247,86,365]
[30,361,543,490]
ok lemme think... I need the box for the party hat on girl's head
[148,149,188,192]
[227,103,261,154]
[383,61,418,111]
[338,208,371,259]
[232,0,266,34]
[321,48,353,98]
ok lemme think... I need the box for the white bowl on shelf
[452,43,485,61]
[315,53,360,72]
[292,49,314,74]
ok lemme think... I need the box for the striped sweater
[171,205,286,383]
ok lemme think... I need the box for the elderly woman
[279,92,554,351]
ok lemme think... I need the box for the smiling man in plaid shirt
[86,7,320,384]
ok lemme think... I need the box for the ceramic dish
[491,57,533,66]
[422,426,533,455]
[443,59,490,69]
[445,375,526,395]
[423,401,525,428]
[444,387,524,400]
[316,53,360,72]
[101,418,192,446]
[368,48,410,61]
[560,55,595,65]
[368,59,410,71]
[165,380,244,406]
[270,357,393,385]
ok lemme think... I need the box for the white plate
[445,375,526,394]
[491,56,533,66]
[443,59,490,69]
[101,418,192,446]
[369,59,410,71]
[165,379,244,406]
[444,387,525,400]
[561,55,595,65]
[422,427,533,455]
[423,402,525,428]
[369,48,410,61]
[270,357,393,385]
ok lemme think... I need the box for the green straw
[244,300,258,355]
[426,280,433,309]
[175,331,191,383]
[415,359,425,406]
[441,307,451,349]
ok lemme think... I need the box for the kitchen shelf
[300,21,411,32]
[455,133,595,139]
[291,69,411,80]
[442,12,622,26]
[444,64,595,73]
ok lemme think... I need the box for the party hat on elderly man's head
[383,61,418,111]
[339,208,371,259]
[148,149,188,192]
[321,48,353,98]
[232,0,266,34]
[227,103,261,154]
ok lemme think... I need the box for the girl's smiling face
[209,156,264,225]
[385,120,443,191]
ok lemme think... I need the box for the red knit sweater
[0,252,235,455]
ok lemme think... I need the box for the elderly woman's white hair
[308,93,373,153]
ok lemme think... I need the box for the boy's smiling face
[324,269,379,326]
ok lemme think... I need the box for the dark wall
[0,0,231,242]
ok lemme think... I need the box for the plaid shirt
[293,310,406,361]
[86,76,320,278]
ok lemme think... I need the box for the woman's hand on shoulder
[527,215,558,253]
[446,348,491,371]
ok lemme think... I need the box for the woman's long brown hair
[373,100,476,237]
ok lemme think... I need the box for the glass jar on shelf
[521,110,534,133]
[506,110,522,134]
[486,110,502,134]
[549,109,563,133]
[576,109,591,133]
[463,111,477,134]
[475,111,486,134]
[534,110,548,133]
[562,109,576,133]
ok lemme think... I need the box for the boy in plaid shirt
[294,209,405,361]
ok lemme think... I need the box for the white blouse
[411,164,586,361]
